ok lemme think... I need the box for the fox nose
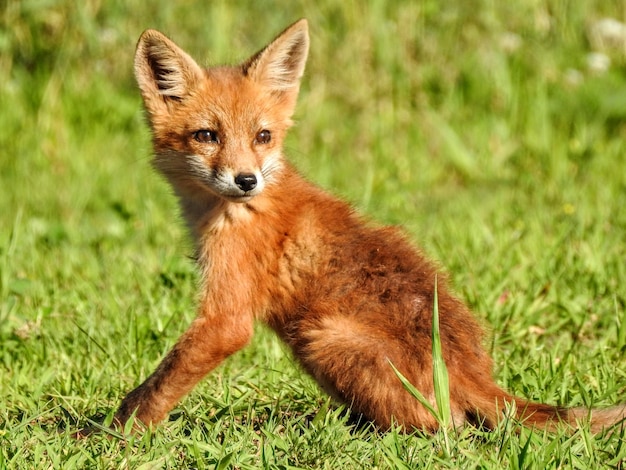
[234,173,257,192]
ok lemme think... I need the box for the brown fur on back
[109,20,626,435]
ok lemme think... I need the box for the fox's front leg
[114,311,253,429]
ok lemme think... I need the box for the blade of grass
[389,275,452,456]
[388,360,439,420]
[432,275,452,428]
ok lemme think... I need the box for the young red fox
[114,19,625,433]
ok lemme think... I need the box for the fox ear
[243,19,309,91]
[134,30,204,112]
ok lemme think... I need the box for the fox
[112,19,625,434]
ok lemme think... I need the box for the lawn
[2,0,626,468]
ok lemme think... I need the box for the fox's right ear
[134,30,204,114]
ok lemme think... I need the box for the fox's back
[265,196,486,355]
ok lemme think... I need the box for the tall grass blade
[389,274,452,451]
[388,360,439,420]
[432,275,452,428]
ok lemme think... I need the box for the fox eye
[255,129,271,145]
[193,130,220,144]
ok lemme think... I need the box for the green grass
[2,0,626,467]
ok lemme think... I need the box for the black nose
[234,173,257,192]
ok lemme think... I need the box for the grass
[2,0,626,467]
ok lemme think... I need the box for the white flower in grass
[589,17,626,55]
[500,32,522,54]
[587,52,611,74]
[564,68,584,87]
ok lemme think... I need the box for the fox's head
[134,20,309,203]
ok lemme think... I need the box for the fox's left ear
[243,19,309,92]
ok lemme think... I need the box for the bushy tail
[469,384,626,434]
[564,404,626,434]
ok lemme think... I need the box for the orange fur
[113,19,626,434]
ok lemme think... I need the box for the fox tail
[469,384,626,433]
